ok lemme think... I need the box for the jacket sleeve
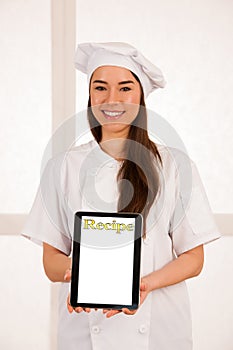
[21,156,72,256]
[169,157,221,256]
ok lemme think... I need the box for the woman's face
[90,66,141,140]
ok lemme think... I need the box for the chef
[22,42,221,350]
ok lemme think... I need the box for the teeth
[103,111,124,117]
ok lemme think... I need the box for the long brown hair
[87,72,162,234]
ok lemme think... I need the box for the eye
[94,86,106,91]
[120,86,131,92]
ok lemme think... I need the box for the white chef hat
[75,42,166,97]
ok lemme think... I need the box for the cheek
[90,94,99,106]
[90,90,104,106]
[127,105,140,119]
[91,105,102,122]
[129,96,140,105]
[127,89,141,104]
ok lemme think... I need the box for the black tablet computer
[70,211,142,310]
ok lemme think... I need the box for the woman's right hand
[64,267,91,314]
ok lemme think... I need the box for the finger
[105,310,121,318]
[122,308,137,315]
[67,305,73,313]
[140,282,147,291]
[84,308,91,313]
[74,307,83,313]
[66,295,73,314]
[64,268,72,282]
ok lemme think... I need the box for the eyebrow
[92,80,135,85]
[118,80,135,85]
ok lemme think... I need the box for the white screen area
[77,216,136,305]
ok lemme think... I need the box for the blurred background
[0,0,232,349]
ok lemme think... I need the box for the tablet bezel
[70,211,142,310]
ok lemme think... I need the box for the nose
[105,88,120,104]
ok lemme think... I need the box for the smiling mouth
[102,110,125,120]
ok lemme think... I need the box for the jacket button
[139,324,147,334]
[92,325,100,334]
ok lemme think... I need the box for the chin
[102,124,130,136]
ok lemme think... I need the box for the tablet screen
[70,212,142,309]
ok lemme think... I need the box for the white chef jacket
[22,139,220,350]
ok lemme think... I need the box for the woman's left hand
[103,277,151,318]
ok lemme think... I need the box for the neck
[100,138,127,160]
[99,128,130,160]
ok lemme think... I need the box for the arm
[144,244,204,291]
[43,242,71,282]
[105,244,204,317]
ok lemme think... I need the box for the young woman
[23,42,220,350]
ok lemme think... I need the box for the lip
[101,110,125,120]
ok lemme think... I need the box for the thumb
[64,268,72,282]
[140,282,147,291]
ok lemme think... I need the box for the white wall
[0,1,51,349]
[187,237,233,350]
[0,0,51,213]
[76,1,233,349]
[0,237,51,350]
